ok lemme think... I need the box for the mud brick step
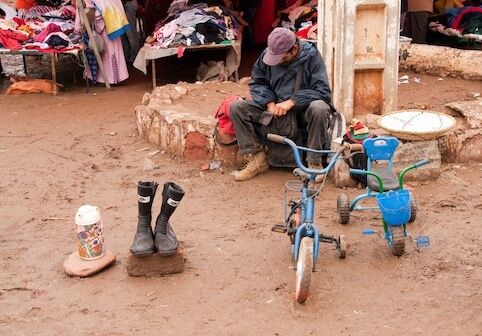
[126,245,185,277]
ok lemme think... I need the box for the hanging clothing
[76,0,129,84]
[94,0,130,40]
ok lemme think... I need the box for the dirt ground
[0,70,481,336]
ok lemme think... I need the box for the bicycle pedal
[271,224,287,233]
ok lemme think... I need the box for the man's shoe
[308,162,324,183]
[233,151,270,181]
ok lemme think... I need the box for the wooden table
[0,47,82,95]
[133,42,241,88]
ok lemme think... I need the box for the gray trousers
[229,99,330,163]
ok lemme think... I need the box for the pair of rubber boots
[130,181,185,257]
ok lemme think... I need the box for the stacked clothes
[429,5,482,42]
[273,0,317,38]
[146,0,240,48]
[0,3,79,51]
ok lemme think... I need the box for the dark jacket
[249,41,332,111]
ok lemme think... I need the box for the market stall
[428,3,482,47]
[133,0,242,87]
[0,2,83,94]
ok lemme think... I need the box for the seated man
[230,27,332,182]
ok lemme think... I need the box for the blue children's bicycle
[267,133,356,303]
[337,136,430,256]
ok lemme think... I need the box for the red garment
[0,29,29,50]
[215,95,242,135]
[295,25,310,39]
[35,23,62,42]
[12,17,26,26]
[451,6,482,30]
[15,0,37,10]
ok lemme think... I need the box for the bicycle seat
[368,168,399,192]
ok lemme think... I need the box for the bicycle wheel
[295,237,313,304]
[337,193,350,224]
[389,226,405,256]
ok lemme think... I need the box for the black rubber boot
[154,182,185,256]
[129,181,158,256]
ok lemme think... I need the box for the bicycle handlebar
[348,143,363,152]
[414,159,429,168]
[267,133,285,144]
[351,158,430,191]
[267,133,342,178]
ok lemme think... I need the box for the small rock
[147,150,160,157]
[364,113,380,129]
[142,93,151,105]
[239,77,251,85]
[143,158,160,171]
[174,86,188,95]
[109,132,117,136]
[170,92,182,100]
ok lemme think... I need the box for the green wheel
[408,193,417,223]
[337,193,350,225]
[295,237,313,304]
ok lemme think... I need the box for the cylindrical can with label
[75,205,105,260]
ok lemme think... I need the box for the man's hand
[266,102,278,115]
[274,99,295,116]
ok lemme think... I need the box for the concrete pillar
[318,0,400,121]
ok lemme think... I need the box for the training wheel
[337,234,347,259]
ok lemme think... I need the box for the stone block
[126,245,185,277]
[332,158,358,188]
[63,250,116,278]
[363,113,381,130]
[439,129,482,163]
[184,131,210,160]
[392,140,441,181]
[330,138,442,187]
[400,44,482,80]
[213,143,241,167]
[446,99,482,129]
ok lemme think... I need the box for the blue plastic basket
[376,189,411,226]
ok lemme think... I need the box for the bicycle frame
[267,134,343,264]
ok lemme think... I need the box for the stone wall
[135,82,247,164]
[400,44,482,80]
